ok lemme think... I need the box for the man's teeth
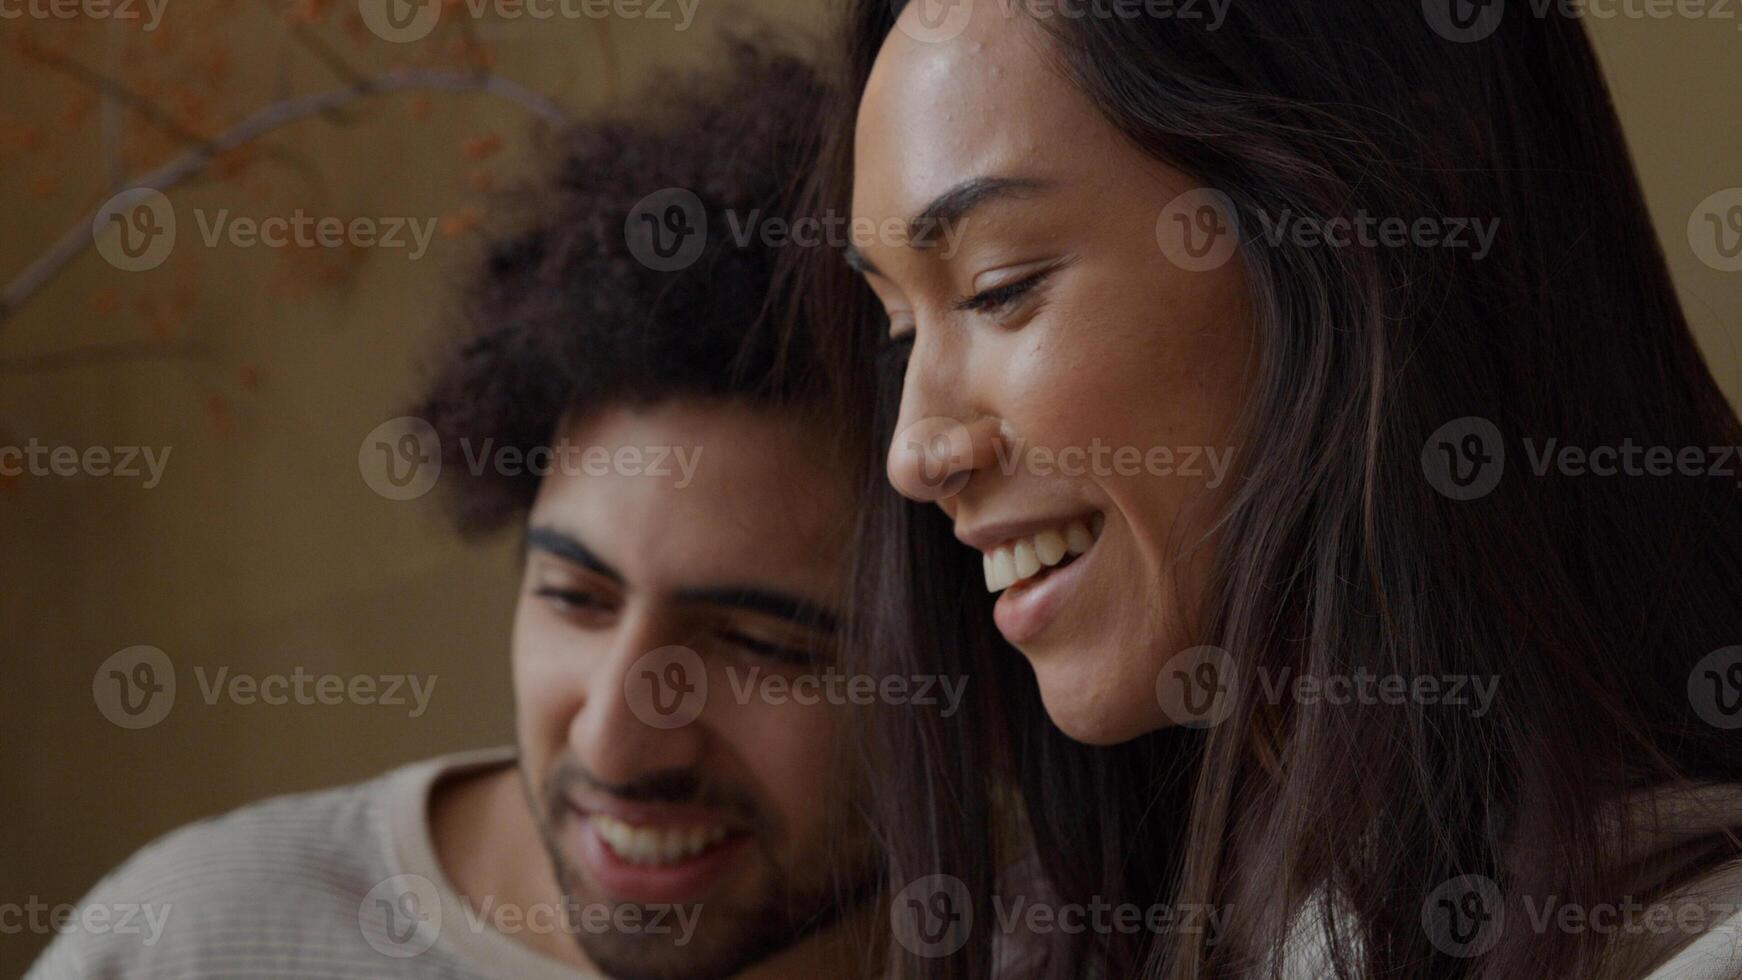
[592,813,731,866]
[983,515,1101,593]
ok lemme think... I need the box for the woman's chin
[1027,649,1169,746]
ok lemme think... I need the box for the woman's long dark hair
[781,1,1742,977]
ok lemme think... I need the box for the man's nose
[571,633,709,788]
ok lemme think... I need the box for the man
[29,43,884,980]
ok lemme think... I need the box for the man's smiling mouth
[590,813,736,866]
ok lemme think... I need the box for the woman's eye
[877,332,915,370]
[956,269,1049,316]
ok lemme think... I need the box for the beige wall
[1598,18,1742,399]
[0,2,828,972]
[1,4,1739,974]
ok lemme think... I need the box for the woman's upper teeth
[983,514,1100,593]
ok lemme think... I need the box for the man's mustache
[542,754,768,834]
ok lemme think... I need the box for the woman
[788,0,1742,977]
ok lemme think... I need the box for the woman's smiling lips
[958,512,1104,644]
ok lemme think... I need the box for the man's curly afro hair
[414,39,835,536]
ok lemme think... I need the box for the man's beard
[520,754,877,980]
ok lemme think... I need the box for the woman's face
[850,3,1256,744]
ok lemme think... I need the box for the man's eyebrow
[843,175,1054,276]
[673,586,840,635]
[525,526,837,631]
[526,526,623,584]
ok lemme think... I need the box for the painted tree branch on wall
[1,14,606,329]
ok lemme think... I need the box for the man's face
[512,399,872,980]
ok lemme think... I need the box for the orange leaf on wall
[463,133,502,160]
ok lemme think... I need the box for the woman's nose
[886,413,1004,503]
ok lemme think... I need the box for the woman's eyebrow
[911,175,1052,239]
[843,174,1055,274]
